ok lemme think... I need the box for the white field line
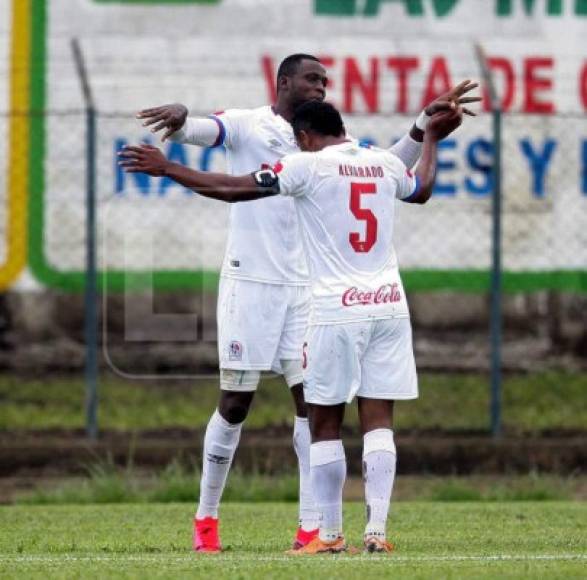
[0,554,585,564]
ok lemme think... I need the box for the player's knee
[311,419,341,442]
[218,370,259,424]
[218,393,251,424]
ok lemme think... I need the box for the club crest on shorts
[228,340,243,361]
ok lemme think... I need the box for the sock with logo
[196,409,243,519]
[293,416,320,531]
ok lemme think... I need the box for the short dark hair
[292,101,345,138]
[276,53,320,90]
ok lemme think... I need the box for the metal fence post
[71,38,99,440]
[490,108,503,438]
[475,44,503,438]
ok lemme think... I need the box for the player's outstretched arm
[407,108,464,204]
[118,145,278,203]
[389,80,480,169]
[136,103,221,146]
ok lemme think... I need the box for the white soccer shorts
[217,276,310,376]
[302,317,418,405]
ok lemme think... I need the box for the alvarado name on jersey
[338,164,385,178]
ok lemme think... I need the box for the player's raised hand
[425,80,480,117]
[136,103,188,142]
[117,144,170,176]
[426,107,464,142]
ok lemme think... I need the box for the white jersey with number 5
[276,140,419,325]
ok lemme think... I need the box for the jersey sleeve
[386,153,419,201]
[208,108,252,150]
[274,153,313,198]
[169,117,223,147]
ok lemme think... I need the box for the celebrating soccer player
[121,97,468,554]
[135,55,479,552]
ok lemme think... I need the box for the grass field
[0,502,585,579]
[1,371,585,432]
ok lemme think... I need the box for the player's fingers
[142,113,169,127]
[447,79,471,97]
[118,146,145,156]
[463,107,476,116]
[459,81,479,94]
[136,106,165,118]
[117,152,138,161]
[456,96,481,104]
[149,120,172,133]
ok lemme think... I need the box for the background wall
[0,0,586,375]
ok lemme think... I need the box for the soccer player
[120,99,464,554]
[136,54,479,552]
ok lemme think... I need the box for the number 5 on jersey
[349,182,378,253]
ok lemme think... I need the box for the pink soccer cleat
[193,516,222,553]
[291,526,319,550]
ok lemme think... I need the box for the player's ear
[277,74,289,93]
[296,130,310,151]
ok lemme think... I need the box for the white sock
[196,409,243,519]
[363,429,396,539]
[310,440,346,542]
[293,416,320,531]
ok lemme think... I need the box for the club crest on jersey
[228,341,243,361]
[342,284,401,307]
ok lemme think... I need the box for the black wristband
[251,168,280,194]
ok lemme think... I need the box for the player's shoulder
[377,147,408,172]
[213,106,269,122]
[279,150,314,169]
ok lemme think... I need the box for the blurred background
[0,0,585,504]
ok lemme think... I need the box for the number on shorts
[349,182,378,253]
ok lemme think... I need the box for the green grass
[0,502,585,578]
[0,371,585,432]
[13,459,580,505]
[15,462,300,505]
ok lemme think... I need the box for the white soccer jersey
[209,106,308,285]
[276,141,419,325]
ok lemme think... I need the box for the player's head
[276,54,328,109]
[292,101,346,152]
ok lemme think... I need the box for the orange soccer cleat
[364,535,394,553]
[291,526,319,550]
[286,534,347,555]
[193,516,222,553]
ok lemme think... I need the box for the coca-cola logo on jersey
[342,284,401,307]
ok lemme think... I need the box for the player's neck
[317,135,349,149]
[272,101,294,122]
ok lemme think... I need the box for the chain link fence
[31,110,587,287]
[0,107,586,430]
